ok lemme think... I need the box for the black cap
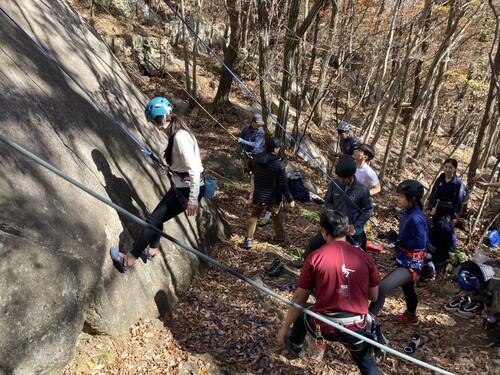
[396,180,424,198]
[266,137,283,152]
[335,157,356,177]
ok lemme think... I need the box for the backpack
[287,172,310,203]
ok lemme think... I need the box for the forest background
[66,0,500,374]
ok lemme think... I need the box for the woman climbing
[110,97,205,272]
[369,180,428,325]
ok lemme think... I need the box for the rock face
[0,1,228,374]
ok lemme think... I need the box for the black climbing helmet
[396,180,424,199]
[335,157,356,178]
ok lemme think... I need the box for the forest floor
[64,2,500,374]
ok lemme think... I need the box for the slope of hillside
[64,2,500,374]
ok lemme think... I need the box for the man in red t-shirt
[277,209,381,375]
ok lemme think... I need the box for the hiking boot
[240,238,253,249]
[284,332,306,358]
[444,295,471,312]
[458,301,485,317]
[393,312,419,325]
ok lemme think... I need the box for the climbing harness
[0,5,458,372]
[0,133,456,375]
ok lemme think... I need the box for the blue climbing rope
[0,6,165,170]
[0,133,456,375]
[161,0,384,237]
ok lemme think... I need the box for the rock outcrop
[0,1,228,374]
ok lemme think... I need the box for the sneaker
[444,295,471,312]
[284,332,306,358]
[458,301,485,317]
[240,238,253,249]
[393,312,419,325]
[267,261,284,277]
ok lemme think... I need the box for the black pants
[130,186,204,258]
[288,311,379,375]
[369,266,417,316]
[302,230,367,260]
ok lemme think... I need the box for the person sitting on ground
[302,157,373,260]
[428,203,454,277]
[277,209,381,375]
[259,171,324,227]
[369,180,428,325]
[237,112,265,200]
[353,144,381,196]
[241,137,295,249]
[110,97,205,272]
[337,121,361,159]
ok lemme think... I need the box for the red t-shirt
[298,240,381,316]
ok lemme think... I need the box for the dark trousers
[130,186,204,258]
[288,312,379,375]
[369,266,417,316]
[302,230,367,260]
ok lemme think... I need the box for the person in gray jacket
[302,157,373,259]
[241,137,295,249]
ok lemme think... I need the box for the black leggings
[369,267,417,316]
[130,187,202,258]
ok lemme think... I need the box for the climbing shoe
[110,247,134,273]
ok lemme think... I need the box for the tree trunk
[293,10,319,143]
[467,31,500,193]
[180,0,191,99]
[398,0,480,170]
[379,60,410,182]
[257,0,271,129]
[363,0,402,142]
[276,0,327,144]
[414,58,448,159]
[212,0,241,110]
[312,0,339,128]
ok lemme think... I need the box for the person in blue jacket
[428,204,454,276]
[425,159,465,221]
[237,112,265,201]
[425,159,465,251]
[369,180,428,325]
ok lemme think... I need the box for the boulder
[0,1,228,374]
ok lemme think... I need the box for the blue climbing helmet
[144,97,173,122]
[458,269,480,291]
[337,121,351,133]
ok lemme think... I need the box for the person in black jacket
[241,137,295,249]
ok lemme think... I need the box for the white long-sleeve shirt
[168,129,204,205]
